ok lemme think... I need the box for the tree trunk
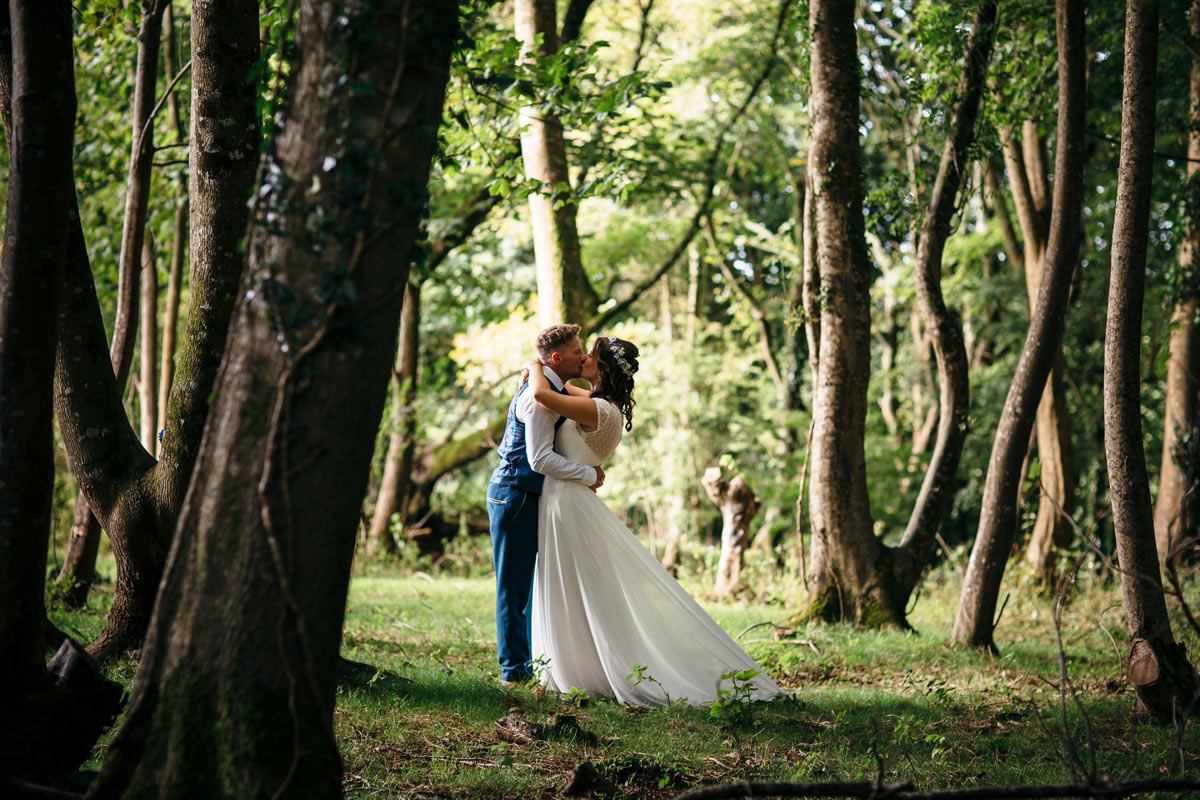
[53,0,168,614]
[876,277,901,442]
[89,4,456,793]
[369,282,420,555]
[1105,0,1199,723]
[0,0,99,777]
[156,0,188,454]
[802,135,821,391]
[1153,0,1200,565]
[785,172,808,432]
[704,467,760,598]
[1024,359,1075,573]
[138,236,158,451]
[661,243,704,572]
[158,201,186,454]
[1003,123,1077,575]
[515,0,599,326]
[112,0,168,390]
[891,0,997,594]
[50,0,260,662]
[802,0,887,626]
[52,491,103,608]
[953,0,1087,650]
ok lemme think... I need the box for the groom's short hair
[536,324,581,360]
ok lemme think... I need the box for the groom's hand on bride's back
[589,466,605,491]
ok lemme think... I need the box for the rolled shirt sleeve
[517,387,598,486]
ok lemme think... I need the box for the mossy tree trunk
[954,0,1087,651]
[50,0,260,661]
[89,4,456,794]
[1104,0,1199,723]
[1153,0,1200,565]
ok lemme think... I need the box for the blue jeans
[487,481,539,681]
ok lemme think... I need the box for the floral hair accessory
[606,336,636,376]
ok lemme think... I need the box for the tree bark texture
[53,490,103,608]
[90,4,456,794]
[803,0,889,626]
[0,0,86,775]
[157,0,189,451]
[802,135,821,390]
[703,467,760,598]
[53,1,170,614]
[112,0,168,391]
[1002,125,1077,574]
[370,282,421,555]
[892,0,998,591]
[1153,0,1200,564]
[51,0,260,661]
[158,201,186,451]
[953,0,1087,650]
[785,172,809,428]
[139,236,158,451]
[1104,0,1198,722]
[515,0,600,326]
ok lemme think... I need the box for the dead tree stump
[702,465,760,598]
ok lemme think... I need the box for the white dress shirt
[517,366,597,486]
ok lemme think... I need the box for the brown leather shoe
[499,675,531,688]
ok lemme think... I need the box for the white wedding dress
[531,398,785,706]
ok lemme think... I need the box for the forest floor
[51,542,1199,799]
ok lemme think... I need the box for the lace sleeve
[580,399,623,462]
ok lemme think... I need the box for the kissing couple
[485,324,784,706]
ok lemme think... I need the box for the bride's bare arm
[525,359,599,429]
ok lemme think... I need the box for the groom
[486,323,604,686]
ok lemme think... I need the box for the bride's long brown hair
[589,337,639,431]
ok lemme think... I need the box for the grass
[49,542,1199,798]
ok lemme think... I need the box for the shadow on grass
[338,655,519,720]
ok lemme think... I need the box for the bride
[524,336,785,707]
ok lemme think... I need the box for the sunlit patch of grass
[332,549,1197,797]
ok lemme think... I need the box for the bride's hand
[520,358,542,386]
